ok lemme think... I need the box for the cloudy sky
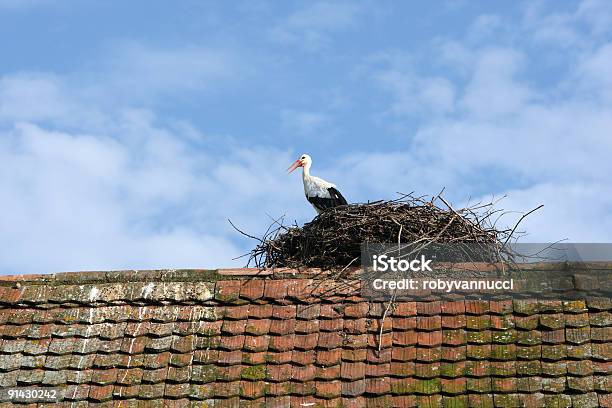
[1,0,611,274]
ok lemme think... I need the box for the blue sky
[1,0,611,274]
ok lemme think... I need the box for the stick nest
[241,192,534,271]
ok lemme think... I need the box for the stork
[287,154,348,214]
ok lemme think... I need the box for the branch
[502,205,544,248]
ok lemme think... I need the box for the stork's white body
[288,154,348,214]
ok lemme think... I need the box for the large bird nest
[234,192,541,273]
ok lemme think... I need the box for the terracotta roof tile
[317,332,343,349]
[0,268,610,405]
[271,305,296,320]
[266,364,292,382]
[212,380,240,398]
[245,351,267,366]
[465,300,489,315]
[245,318,270,336]
[417,301,441,316]
[219,334,245,351]
[268,334,294,352]
[286,279,315,300]
[441,300,466,315]
[391,361,415,378]
[221,319,246,335]
[266,350,293,364]
[391,346,416,361]
[315,349,340,366]
[367,348,392,364]
[590,311,612,326]
[217,350,242,365]
[239,279,265,301]
[262,280,289,301]
[490,300,513,315]
[343,318,367,334]
[443,328,467,345]
[367,332,392,349]
[392,330,417,346]
[417,316,441,330]
[291,381,316,396]
[239,380,266,399]
[215,280,242,303]
[415,348,440,365]
[296,303,320,320]
[344,303,369,318]
[417,331,443,347]
[243,334,268,352]
[341,333,368,349]
[316,365,340,381]
[393,302,417,317]
[290,350,314,367]
[266,395,291,407]
[337,348,362,363]
[442,345,466,361]
[392,316,417,331]
[294,319,318,334]
[441,377,467,394]
[319,318,342,332]
[365,377,390,395]
[341,379,366,397]
[319,304,343,319]
[290,364,316,382]
[292,334,316,352]
[441,314,466,329]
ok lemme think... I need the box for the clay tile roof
[0,267,611,407]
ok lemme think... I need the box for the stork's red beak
[287,159,302,173]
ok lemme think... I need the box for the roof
[0,268,611,407]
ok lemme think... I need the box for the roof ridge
[2,261,612,285]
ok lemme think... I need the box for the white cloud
[332,98,612,241]
[100,42,245,100]
[0,103,309,274]
[523,0,612,47]
[270,1,365,51]
[361,50,456,117]
[344,11,612,242]
[524,7,580,46]
[484,182,612,242]
[468,14,503,41]
[577,42,612,102]
[0,74,71,122]
[435,40,475,75]
[280,109,329,135]
[0,36,313,274]
[576,0,612,35]
[0,41,249,128]
[368,47,532,119]
[460,48,532,118]
[375,70,455,116]
[2,0,612,276]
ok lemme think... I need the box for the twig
[378,289,397,353]
[502,205,544,248]
[228,218,263,242]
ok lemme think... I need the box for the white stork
[287,154,348,214]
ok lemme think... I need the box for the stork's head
[287,154,311,173]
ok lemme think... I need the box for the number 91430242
[1,387,63,402]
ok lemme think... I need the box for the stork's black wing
[329,187,348,206]
[307,187,348,212]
